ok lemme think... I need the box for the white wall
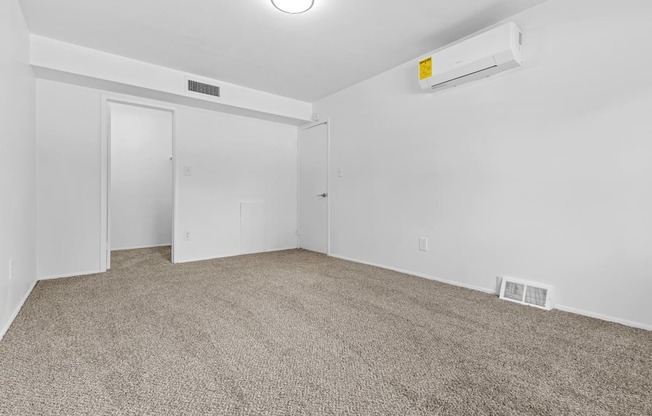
[36,79,298,278]
[314,0,652,329]
[174,108,298,263]
[0,0,37,338]
[110,103,173,250]
[36,80,102,279]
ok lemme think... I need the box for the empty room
[1,0,651,414]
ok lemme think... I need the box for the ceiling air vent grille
[499,277,553,310]
[188,80,220,97]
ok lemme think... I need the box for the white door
[298,123,328,253]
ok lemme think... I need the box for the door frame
[100,93,179,270]
[297,119,331,255]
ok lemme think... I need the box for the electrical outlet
[9,258,14,280]
[184,231,191,241]
[419,237,429,252]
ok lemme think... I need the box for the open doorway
[105,101,175,268]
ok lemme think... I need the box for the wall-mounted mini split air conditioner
[418,22,523,92]
[499,277,553,310]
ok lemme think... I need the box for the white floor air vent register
[418,22,523,91]
[499,277,553,310]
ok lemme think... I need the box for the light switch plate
[184,166,192,176]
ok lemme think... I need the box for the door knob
[317,193,328,198]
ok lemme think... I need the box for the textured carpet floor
[0,247,650,415]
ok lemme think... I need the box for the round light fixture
[271,0,314,14]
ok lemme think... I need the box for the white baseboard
[175,247,300,264]
[266,246,299,253]
[38,269,102,281]
[554,304,651,331]
[328,253,497,295]
[0,279,37,341]
[329,253,651,332]
[111,243,171,251]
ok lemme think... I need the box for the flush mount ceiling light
[271,0,314,14]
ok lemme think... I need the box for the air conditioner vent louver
[430,65,498,89]
[188,80,220,97]
[499,277,553,310]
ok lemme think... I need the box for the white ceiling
[19,0,546,102]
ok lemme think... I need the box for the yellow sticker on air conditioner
[419,57,432,80]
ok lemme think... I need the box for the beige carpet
[1,247,650,415]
